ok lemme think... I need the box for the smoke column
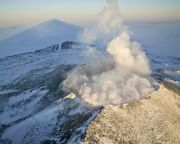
[63,0,157,105]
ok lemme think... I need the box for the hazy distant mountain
[0,19,82,58]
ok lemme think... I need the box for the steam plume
[78,0,123,45]
[63,0,157,105]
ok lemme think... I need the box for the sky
[0,0,180,27]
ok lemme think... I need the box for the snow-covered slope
[0,46,101,144]
[0,26,28,42]
[0,45,179,143]
[0,19,82,58]
[0,22,179,143]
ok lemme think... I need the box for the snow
[9,88,48,105]
[2,101,60,144]
[0,21,179,143]
[1,97,100,144]
[0,48,97,86]
[0,19,82,58]
[0,89,18,95]
[0,26,29,42]
[0,46,178,143]
[129,22,180,57]
[0,87,49,124]
[0,44,101,143]
[164,78,180,89]
[163,70,180,75]
[1,21,179,59]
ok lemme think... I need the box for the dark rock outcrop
[61,41,95,49]
[35,44,59,53]
[61,41,80,49]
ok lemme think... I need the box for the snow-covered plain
[129,22,180,57]
[0,21,179,143]
[0,19,82,58]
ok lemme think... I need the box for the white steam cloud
[63,0,157,105]
[78,0,124,45]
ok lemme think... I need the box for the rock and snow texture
[0,19,82,58]
[0,12,179,144]
[0,46,102,144]
[0,38,179,143]
[84,85,180,144]
[0,46,97,86]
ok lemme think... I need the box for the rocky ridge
[84,85,180,144]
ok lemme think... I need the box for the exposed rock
[61,41,95,49]
[84,85,180,144]
[61,41,80,49]
[35,44,59,53]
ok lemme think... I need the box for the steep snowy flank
[0,50,101,143]
[0,19,82,58]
